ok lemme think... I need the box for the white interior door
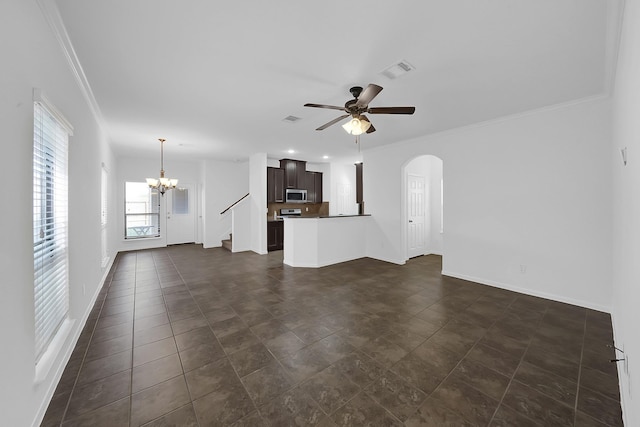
[408,174,426,258]
[166,183,195,245]
[335,183,353,215]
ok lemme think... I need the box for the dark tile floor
[42,245,623,426]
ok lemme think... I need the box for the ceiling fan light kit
[342,116,371,135]
[304,83,415,136]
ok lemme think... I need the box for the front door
[407,174,426,258]
[166,183,195,245]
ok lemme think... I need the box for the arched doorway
[403,155,444,260]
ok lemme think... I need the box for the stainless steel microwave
[285,188,307,203]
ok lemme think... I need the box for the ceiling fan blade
[367,106,416,114]
[366,123,376,134]
[304,103,345,111]
[355,84,383,107]
[316,114,349,131]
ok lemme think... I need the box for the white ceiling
[53,0,618,163]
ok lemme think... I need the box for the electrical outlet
[520,265,527,273]
[82,283,86,296]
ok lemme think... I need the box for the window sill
[123,236,162,243]
[34,318,75,385]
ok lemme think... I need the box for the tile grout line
[573,309,588,426]
[46,247,622,426]
[166,248,348,425]
[482,298,544,426]
[128,251,138,427]
[396,293,490,424]
[57,255,118,426]
[164,247,259,427]
[146,248,199,427]
[465,298,548,425]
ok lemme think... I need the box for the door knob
[409,220,413,223]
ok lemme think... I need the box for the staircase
[221,234,232,252]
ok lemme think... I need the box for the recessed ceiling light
[323,155,329,159]
[287,149,295,154]
[380,60,415,79]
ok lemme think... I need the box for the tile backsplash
[267,202,329,219]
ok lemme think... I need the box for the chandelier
[146,138,178,196]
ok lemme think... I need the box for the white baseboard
[609,314,629,427]
[441,269,612,313]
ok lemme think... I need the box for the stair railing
[220,193,249,215]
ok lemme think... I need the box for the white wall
[250,153,267,254]
[0,1,117,425]
[611,0,640,424]
[115,156,202,252]
[365,98,612,311]
[202,159,249,248]
[231,198,252,252]
[427,157,443,254]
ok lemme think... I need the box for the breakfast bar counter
[282,214,371,268]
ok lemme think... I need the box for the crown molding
[604,0,626,96]
[36,0,106,131]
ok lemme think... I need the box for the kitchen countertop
[269,214,371,222]
[308,214,371,219]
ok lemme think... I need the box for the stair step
[221,239,232,251]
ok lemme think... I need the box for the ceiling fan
[304,84,415,135]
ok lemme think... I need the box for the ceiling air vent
[380,60,415,79]
[282,115,302,123]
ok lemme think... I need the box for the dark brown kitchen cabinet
[267,221,284,251]
[280,159,306,189]
[267,167,284,203]
[305,171,323,203]
[355,162,363,203]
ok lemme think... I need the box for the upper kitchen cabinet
[305,171,323,203]
[267,167,284,203]
[280,159,307,189]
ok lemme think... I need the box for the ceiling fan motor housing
[349,86,364,99]
[344,99,362,114]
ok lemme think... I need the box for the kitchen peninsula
[283,214,371,268]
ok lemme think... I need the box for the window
[125,182,160,239]
[33,92,72,364]
[172,187,189,214]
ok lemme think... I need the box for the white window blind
[33,96,71,364]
